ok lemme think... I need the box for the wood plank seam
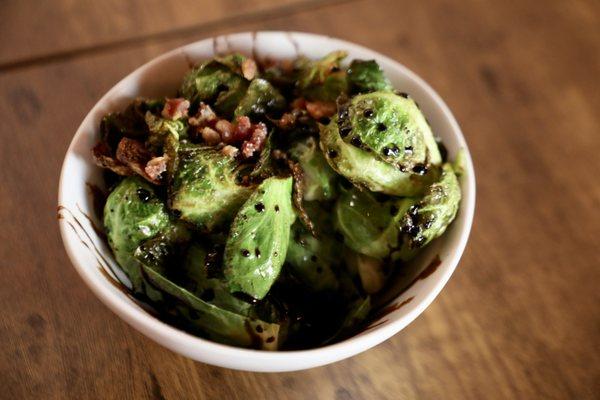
[0,0,358,74]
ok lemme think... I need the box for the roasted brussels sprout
[347,59,393,94]
[223,176,295,300]
[180,56,249,117]
[394,163,462,261]
[320,91,442,196]
[170,144,252,231]
[104,177,171,293]
[295,51,349,102]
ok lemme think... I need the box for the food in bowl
[90,51,462,350]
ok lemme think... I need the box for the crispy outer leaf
[234,78,286,118]
[347,59,393,94]
[104,177,171,293]
[334,186,416,260]
[170,144,252,231]
[285,202,341,291]
[180,60,248,118]
[223,177,295,300]
[140,259,280,349]
[288,136,337,201]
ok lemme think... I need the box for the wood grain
[0,0,599,398]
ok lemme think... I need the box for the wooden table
[1,0,598,398]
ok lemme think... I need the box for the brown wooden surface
[1,0,599,398]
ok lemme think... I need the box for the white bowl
[58,31,475,372]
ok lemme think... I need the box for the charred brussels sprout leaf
[170,144,252,232]
[394,163,461,261]
[334,186,416,260]
[341,91,441,169]
[320,119,437,196]
[296,51,349,102]
[325,296,371,343]
[285,202,341,291]
[234,78,286,118]
[288,137,337,201]
[100,98,163,150]
[224,177,295,300]
[347,60,393,94]
[180,59,248,118]
[104,177,171,293]
[139,256,280,349]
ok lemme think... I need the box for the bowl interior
[58,31,475,372]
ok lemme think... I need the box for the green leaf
[334,186,416,259]
[347,59,393,93]
[288,137,337,201]
[103,177,171,293]
[295,51,349,101]
[170,144,252,232]
[234,78,286,118]
[285,202,341,291]
[140,257,280,349]
[223,177,295,300]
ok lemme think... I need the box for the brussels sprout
[296,51,349,102]
[347,60,393,94]
[170,144,252,231]
[223,177,295,300]
[104,177,171,293]
[334,186,416,259]
[394,163,462,261]
[145,112,188,151]
[234,78,286,118]
[319,102,440,196]
[180,59,248,117]
[288,137,337,201]
[339,91,441,169]
[285,202,341,291]
[139,255,280,349]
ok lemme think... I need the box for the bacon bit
[222,145,239,158]
[116,138,161,184]
[305,101,336,120]
[91,142,133,176]
[241,58,258,80]
[201,127,221,146]
[232,115,252,142]
[161,98,190,120]
[273,112,298,130]
[291,97,307,110]
[145,156,168,181]
[215,120,234,143]
[188,102,217,127]
[241,122,267,158]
